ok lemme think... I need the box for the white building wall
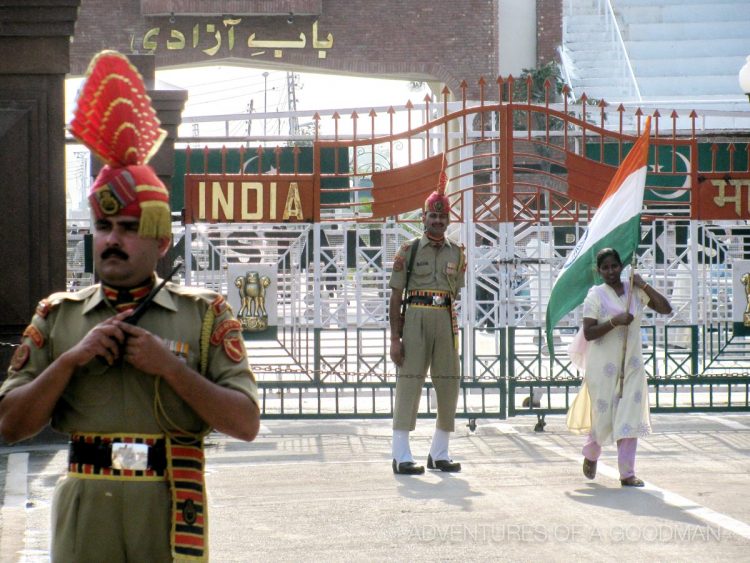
[498,0,537,76]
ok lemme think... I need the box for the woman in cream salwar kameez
[567,248,671,487]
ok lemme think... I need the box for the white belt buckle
[433,295,445,306]
[111,442,149,470]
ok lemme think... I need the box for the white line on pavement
[695,414,750,430]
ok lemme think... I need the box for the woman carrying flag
[568,248,671,486]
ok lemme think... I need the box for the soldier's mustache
[101,248,129,260]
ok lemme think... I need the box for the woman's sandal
[582,457,597,480]
[620,476,645,487]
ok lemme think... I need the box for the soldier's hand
[390,338,405,367]
[69,310,131,366]
[118,323,179,377]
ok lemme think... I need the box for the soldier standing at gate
[388,166,466,475]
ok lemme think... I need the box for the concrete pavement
[1,413,750,561]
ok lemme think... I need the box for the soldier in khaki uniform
[389,178,466,475]
[0,51,259,562]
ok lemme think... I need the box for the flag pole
[618,254,637,398]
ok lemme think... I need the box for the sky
[66,65,430,140]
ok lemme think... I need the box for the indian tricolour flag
[545,117,652,354]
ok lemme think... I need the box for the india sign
[184,175,314,223]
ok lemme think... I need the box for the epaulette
[35,286,98,318]
[165,282,220,303]
[398,237,420,254]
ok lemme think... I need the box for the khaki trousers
[52,477,173,562]
[393,305,460,432]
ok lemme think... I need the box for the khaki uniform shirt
[1,281,259,434]
[389,235,465,295]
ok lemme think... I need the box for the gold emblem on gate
[235,271,272,331]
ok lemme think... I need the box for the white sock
[392,430,414,463]
[429,428,451,461]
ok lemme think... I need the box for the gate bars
[175,76,750,419]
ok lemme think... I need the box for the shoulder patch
[210,318,243,346]
[22,325,44,348]
[457,243,467,272]
[211,295,228,316]
[393,254,405,271]
[10,344,30,371]
[394,238,418,269]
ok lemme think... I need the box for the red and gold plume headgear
[69,50,170,238]
[424,154,451,214]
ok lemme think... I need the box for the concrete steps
[616,2,750,25]
[634,56,747,77]
[639,75,740,97]
[624,21,748,42]
[625,38,748,60]
[562,0,750,104]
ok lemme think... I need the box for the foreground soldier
[0,51,259,562]
[388,168,466,475]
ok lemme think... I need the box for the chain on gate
[250,364,461,381]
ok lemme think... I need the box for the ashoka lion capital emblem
[235,271,272,331]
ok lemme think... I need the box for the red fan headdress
[69,50,170,238]
[424,153,451,213]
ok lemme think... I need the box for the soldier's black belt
[407,295,451,307]
[69,436,167,472]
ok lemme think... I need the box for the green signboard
[584,142,749,204]
[170,145,350,212]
